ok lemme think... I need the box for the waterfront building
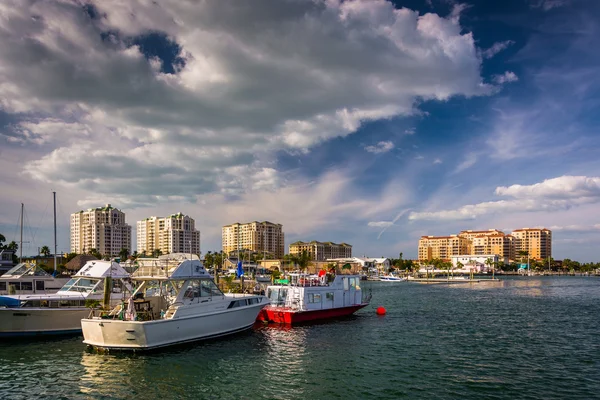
[458,229,515,260]
[451,254,506,271]
[222,221,284,259]
[70,204,131,257]
[511,228,552,260]
[418,235,470,261]
[137,213,200,255]
[324,256,390,274]
[289,240,352,261]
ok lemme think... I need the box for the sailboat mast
[20,203,23,262]
[53,191,57,273]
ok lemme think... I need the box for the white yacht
[0,260,131,337]
[81,254,269,351]
[0,263,70,295]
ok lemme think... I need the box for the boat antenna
[53,191,57,274]
[20,203,23,263]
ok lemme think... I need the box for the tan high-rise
[418,235,470,261]
[418,228,551,261]
[458,229,515,260]
[222,221,284,259]
[137,213,200,255]
[70,204,131,257]
[511,228,552,260]
[288,241,352,261]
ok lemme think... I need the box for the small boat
[378,274,406,282]
[255,268,272,283]
[0,260,131,337]
[0,263,70,295]
[257,272,370,325]
[81,253,269,351]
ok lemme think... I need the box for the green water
[1,276,599,399]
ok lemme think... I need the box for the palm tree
[119,247,130,261]
[40,245,51,257]
[485,258,494,278]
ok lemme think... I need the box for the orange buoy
[376,306,386,315]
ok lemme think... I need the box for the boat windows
[267,288,287,306]
[227,299,248,309]
[9,282,21,291]
[21,282,33,291]
[61,278,101,293]
[0,282,6,291]
[308,293,321,303]
[326,292,334,300]
[35,281,45,291]
[183,279,224,299]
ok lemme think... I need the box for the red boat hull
[257,303,369,325]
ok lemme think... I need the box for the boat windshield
[267,287,288,306]
[2,263,50,278]
[60,277,101,293]
[183,279,224,299]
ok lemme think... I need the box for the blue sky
[1,0,599,261]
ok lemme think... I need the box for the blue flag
[237,261,244,277]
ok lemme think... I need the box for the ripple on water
[0,277,598,399]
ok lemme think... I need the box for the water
[1,276,599,399]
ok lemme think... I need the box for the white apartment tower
[222,221,284,259]
[137,213,200,255]
[70,204,132,257]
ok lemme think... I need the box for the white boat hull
[0,307,90,336]
[82,303,266,350]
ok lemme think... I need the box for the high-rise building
[288,241,352,261]
[458,229,515,260]
[511,228,552,260]
[70,204,131,257]
[137,213,200,255]
[418,228,551,261]
[222,221,284,259]
[418,235,470,261]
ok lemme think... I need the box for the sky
[1,0,599,261]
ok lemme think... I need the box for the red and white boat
[257,272,371,324]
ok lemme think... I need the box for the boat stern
[81,318,149,350]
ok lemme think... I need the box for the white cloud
[453,152,477,173]
[0,0,491,206]
[404,127,416,135]
[433,158,442,164]
[409,175,600,221]
[493,71,519,84]
[530,0,570,11]
[481,40,515,59]
[368,221,394,228]
[414,155,424,160]
[495,176,600,199]
[364,141,394,154]
[549,224,600,233]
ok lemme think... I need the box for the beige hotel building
[288,241,352,261]
[418,228,551,262]
[137,213,200,255]
[222,221,285,259]
[70,204,132,257]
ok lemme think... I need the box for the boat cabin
[123,255,230,321]
[267,273,364,311]
[0,263,69,295]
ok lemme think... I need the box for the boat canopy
[1,263,50,278]
[132,255,211,280]
[74,260,130,279]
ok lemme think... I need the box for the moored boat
[378,274,406,282]
[257,272,371,325]
[0,263,70,295]
[81,254,269,351]
[0,260,131,337]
